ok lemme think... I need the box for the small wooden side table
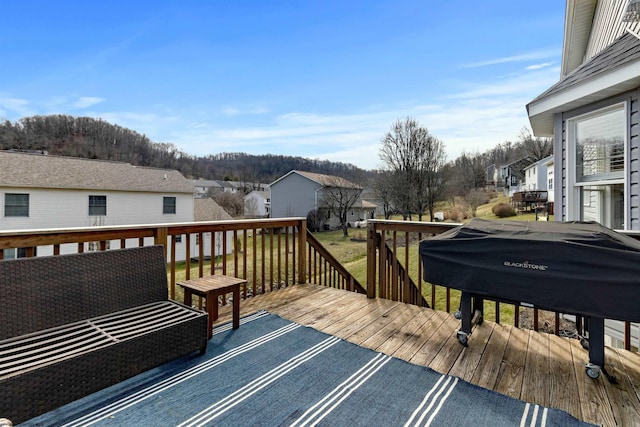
[178,275,247,339]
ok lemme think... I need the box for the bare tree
[319,176,363,236]
[518,127,552,161]
[379,117,447,221]
[212,192,244,217]
[372,170,395,219]
[465,189,490,217]
[244,197,259,218]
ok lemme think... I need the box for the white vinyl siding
[0,188,193,230]
[586,0,640,61]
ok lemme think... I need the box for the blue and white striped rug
[25,311,593,426]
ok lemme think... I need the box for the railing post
[366,222,377,298]
[297,219,307,284]
[154,226,168,259]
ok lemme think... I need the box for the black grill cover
[419,218,640,322]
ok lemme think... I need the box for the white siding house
[527,0,640,350]
[0,151,197,260]
[546,158,555,204]
[244,190,270,218]
[523,155,554,191]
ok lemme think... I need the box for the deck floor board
[213,284,640,427]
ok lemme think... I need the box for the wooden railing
[307,232,366,294]
[0,218,360,302]
[2,217,637,350]
[365,219,640,352]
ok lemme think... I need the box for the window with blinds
[575,107,625,182]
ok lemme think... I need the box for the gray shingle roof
[194,198,233,221]
[530,32,640,103]
[292,170,361,188]
[0,151,193,193]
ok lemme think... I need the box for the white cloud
[0,97,31,117]
[462,48,561,68]
[525,62,554,71]
[221,106,270,115]
[73,97,105,108]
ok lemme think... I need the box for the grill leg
[588,316,605,368]
[584,316,605,379]
[457,292,472,345]
[460,292,472,334]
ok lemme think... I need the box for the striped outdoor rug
[25,311,594,426]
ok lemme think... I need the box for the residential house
[269,170,374,230]
[193,179,225,198]
[0,151,196,260]
[527,0,640,348]
[499,158,531,197]
[546,158,555,205]
[194,179,269,198]
[244,190,270,218]
[523,155,554,191]
[485,164,498,191]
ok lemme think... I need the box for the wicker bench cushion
[1,301,203,380]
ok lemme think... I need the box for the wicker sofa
[0,245,208,424]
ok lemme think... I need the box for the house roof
[561,0,597,77]
[194,198,233,221]
[193,179,224,189]
[355,199,378,209]
[0,151,193,193]
[528,19,640,136]
[243,190,269,200]
[270,170,361,189]
[523,155,554,171]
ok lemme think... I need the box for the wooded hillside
[0,114,549,191]
[0,115,369,184]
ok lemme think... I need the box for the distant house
[0,151,195,259]
[499,158,531,197]
[546,158,555,204]
[193,179,225,197]
[244,190,270,218]
[193,179,269,198]
[485,164,498,190]
[269,170,374,229]
[523,155,554,191]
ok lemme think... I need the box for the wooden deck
[215,284,640,427]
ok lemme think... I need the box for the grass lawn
[312,194,556,324]
[172,195,543,324]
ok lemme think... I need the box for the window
[548,178,553,191]
[163,197,176,214]
[3,247,32,259]
[89,195,107,216]
[5,193,29,217]
[567,104,626,229]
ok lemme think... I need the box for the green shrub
[492,203,516,218]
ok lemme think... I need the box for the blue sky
[1,1,565,170]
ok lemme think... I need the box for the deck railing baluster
[0,218,637,351]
